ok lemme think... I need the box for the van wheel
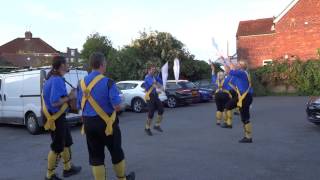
[26,112,41,135]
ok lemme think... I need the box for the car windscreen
[178,82,196,89]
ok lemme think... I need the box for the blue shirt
[77,71,121,116]
[211,74,232,91]
[43,75,68,113]
[229,70,253,94]
[144,74,162,95]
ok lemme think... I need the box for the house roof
[237,18,275,37]
[274,0,300,23]
[0,32,59,54]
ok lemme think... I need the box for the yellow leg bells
[155,115,163,127]
[145,118,152,129]
[113,160,126,180]
[216,111,222,124]
[244,123,252,139]
[226,110,233,126]
[92,165,106,180]
[61,147,72,171]
[46,151,61,178]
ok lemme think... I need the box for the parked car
[193,79,215,102]
[116,81,167,113]
[165,80,200,108]
[306,96,320,125]
[0,68,87,135]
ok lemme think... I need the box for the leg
[106,119,135,180]
[221,93,230,124]
[62,123,81,177]
[215,93,224,125]
[145,97,156,135]
[46,115,65,179]
[154,97,164,132]
[84,117,107,180]
[222,97,237,128]
[239,94,253,143]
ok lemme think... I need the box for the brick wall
[237,0,320,68]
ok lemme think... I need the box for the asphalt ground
[0,96,319,180]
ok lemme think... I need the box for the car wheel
[132,98,145,113]
[167,96,177,108]
[26,112,41,135]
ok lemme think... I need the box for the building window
[70,58,74,63]
[262,59,273,66]
[71,50,75,57]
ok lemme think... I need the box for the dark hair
[90,52,106,70]
[46,56,67,80]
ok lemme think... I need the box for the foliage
[253,59,320,96]
[81,30,211,81]
[80,33,114,63]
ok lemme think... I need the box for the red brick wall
[237,0,320,68]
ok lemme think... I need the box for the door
[2,74,24,124]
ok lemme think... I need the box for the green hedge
[252,59,320,96]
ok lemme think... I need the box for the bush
[253,59,320,96]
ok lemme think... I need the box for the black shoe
[216,122,221,126]
[239,137,253,143]
[45,174,62,180]
[63,165,82,177]
[153,126,163,132]
[145,128,153,136]
[221,123,232,129]
[126,172,135,180]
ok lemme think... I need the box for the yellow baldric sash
[145,84,155,101]
[80,74,116,136]
[215,78,232,98]
[229,71,252,108]
[41,95,68,131]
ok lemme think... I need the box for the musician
[42,56,81,180]
[225,60,253,143]
[78,52,135,180]
[211,64,233,126]
[144,62,164,136]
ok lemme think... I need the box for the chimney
[25,31,32,40]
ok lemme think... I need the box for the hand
[68,89,77,100]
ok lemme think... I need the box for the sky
[0,0,293,61]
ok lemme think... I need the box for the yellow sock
[92,165,106,180]
[216,111,222,123]
[145,118,152,129]
[244,123,252,138]
[155,115,163,127]
[61,147,72,171]
[113,160,126,180]
[47,151,60,178]
[226,110,233,126]
[223,111,228,123]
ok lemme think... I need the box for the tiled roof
[237,18,275,37]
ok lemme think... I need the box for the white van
[0,68,87,135]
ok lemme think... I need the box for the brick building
[0,31,60,67]
[237,0,320,68]
[0,31,80,68]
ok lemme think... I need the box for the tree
[81,33,114,63]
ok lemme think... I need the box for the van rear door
[2,73,24,124]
